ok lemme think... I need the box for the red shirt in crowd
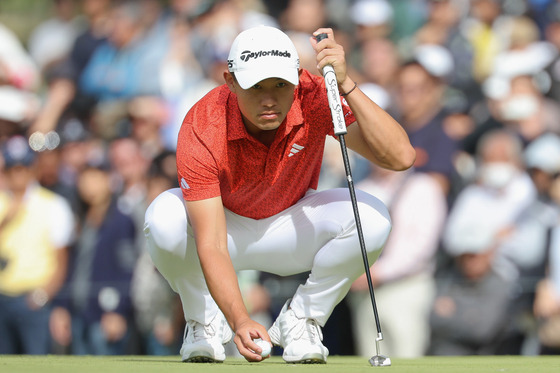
[176,69,356,219]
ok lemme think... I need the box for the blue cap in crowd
[1,136,36,169]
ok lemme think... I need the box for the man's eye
[252,84,262,89]
[277,82,287,88]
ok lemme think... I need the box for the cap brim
[235,67,299,90]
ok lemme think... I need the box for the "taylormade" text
[240,49,291,62]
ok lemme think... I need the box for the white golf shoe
[268,299,329,363]
[180,310,233,363]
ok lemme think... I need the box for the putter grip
[315,33,328,42]
[315,33,347,135]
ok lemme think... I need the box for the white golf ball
[254,338,271,357]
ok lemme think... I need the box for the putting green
[1,355,559,373]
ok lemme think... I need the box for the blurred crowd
[1,0,560,358]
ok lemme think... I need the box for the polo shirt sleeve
[341,96,356,127]
[176,118,221,201]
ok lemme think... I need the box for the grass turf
[1,355,559,373]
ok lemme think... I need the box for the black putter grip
[315,33,328,42]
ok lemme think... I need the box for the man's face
[4,165,34,193]
[458,251,494,281]
[225,73,297,137]
[397,64,439,115]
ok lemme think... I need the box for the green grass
[1,355,559,373]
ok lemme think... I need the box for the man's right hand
[232,317,271,362]
[186,197,271,361]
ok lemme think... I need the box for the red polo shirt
[176,69,356,219]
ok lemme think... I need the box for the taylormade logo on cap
[228,25,300,90]
[239,49,292,62]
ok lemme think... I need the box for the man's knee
[144,188,188,256]
[356,191,392,254]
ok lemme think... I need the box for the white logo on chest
[289,143,304,157]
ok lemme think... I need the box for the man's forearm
[342,82,415,171]
[198,246,251,331]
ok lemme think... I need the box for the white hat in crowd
[359,82,391,110]
[444,219,497,256]
[227,25,300,90]
[350,0,393,26]
[414,44,454,79]
[524,132,560,174]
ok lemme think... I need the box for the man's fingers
[312,28,335,42]
[234,334,265,362]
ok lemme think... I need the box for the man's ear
[224,71,236,92]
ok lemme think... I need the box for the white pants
[143,188,391,327]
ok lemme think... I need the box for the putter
[316,33,391,367]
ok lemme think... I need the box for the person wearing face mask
[443,128,537,278]
[498,75,560,144]
[440,128,543,354]
[463,74,560,159]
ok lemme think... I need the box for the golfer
[144,26,415,364]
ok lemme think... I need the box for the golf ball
[254,339,271,357]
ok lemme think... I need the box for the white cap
[414,44,454,78]
[359,82,390,110]
[227,25,300,90]
[524,132,560,174]
[444,222,496,256]
[350,0,393,26]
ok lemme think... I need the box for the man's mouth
[259,112,279,120]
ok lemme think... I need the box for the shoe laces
[286,313,323,344]
[186,319,218,342]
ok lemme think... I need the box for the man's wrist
[339,79,357,97]
[230,311,252,332]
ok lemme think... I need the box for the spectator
[78,0,169,140]
[495,132,560,354]
[466,72,560,158]
[462,0,511,83]
[0,136,75,354]
[394,50,459,196]
[354,37,401,115]
[130,154,183,355]
[501,74,560,143]
[437,129,539,353]
[347,0,394,77]
[50,160,138,355]
[543,2,560,102]
[27,0,83,76]
[125,96,170,160]
[349,164,447,358]
[414,0,478,104]
[0,22,41,140]
[444,129,537,272]
[108,137,151,239]
[429,222,517,355]
[79,0,166,102]
[279,0,328,35]
[34,148,80,211]
[349,0,394,42]
[29,0,112,136]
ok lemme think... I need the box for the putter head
[369,355,391,367]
